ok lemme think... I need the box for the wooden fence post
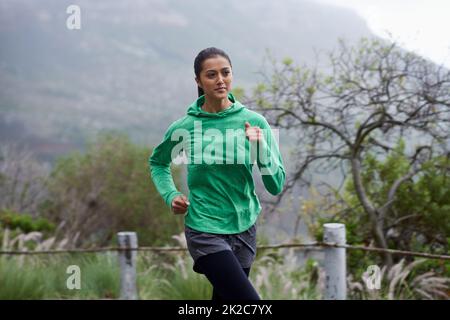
[323,223,346,300]
[117,231,138,300]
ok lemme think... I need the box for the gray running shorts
[184,223,257,274]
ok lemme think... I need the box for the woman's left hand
[244,121,263,142]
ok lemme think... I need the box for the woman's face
[196,55,233,99]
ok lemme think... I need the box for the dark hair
[194,47,232,97]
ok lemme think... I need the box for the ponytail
[197,86,204,97]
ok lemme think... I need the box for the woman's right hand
[171,194,190,215]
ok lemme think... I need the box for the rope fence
[1,242,448,260]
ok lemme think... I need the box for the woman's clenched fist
[171,194,190,215]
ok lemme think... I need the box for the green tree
[340,139,449,275]
[303,140,449,277]
[43,131,184,247]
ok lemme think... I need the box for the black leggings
[195,250,260,300]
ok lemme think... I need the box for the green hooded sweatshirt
[149,92,285,234]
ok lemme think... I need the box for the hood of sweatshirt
[186,92,245,118]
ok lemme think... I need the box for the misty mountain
[0,0,373,163]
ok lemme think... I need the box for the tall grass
[136,251,212,299]
[0,253,120,299]
[251,249,322,299]
[1,248,447,299]
[347,258,450,300]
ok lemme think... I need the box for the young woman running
[149,47,285,300]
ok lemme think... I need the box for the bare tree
[244,37,450,266]
[0,143,50,215]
